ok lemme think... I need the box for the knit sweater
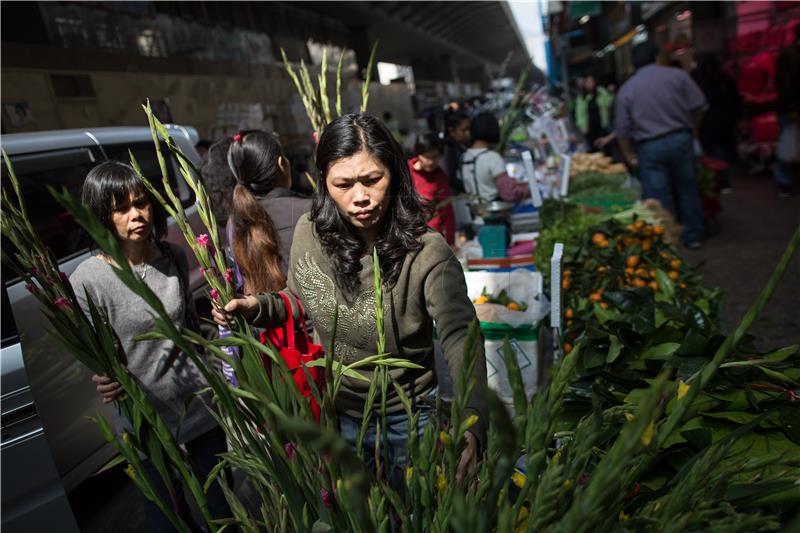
[69,244,216,444]
[253,214,488,443]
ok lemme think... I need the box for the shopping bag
[261,292,325,423]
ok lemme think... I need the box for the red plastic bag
[260,292,325,423]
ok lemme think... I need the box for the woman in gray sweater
[70,161,230,532]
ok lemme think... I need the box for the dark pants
[774,114,795,191]
[142,426,232,532]
[637,131,704,244]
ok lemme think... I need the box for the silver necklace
[133,262,150,281]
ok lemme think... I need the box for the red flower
[53,297,72,310]
[233,133,243,142]
[25,282,38,294]
[788,389,800,402]
[196,234,210,247]
[211,289,219,302]
[284,442,296,460]
[320,488,332,508]
[224,268,234,283]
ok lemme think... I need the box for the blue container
[479,224,508,258]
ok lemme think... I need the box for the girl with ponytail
[226,130,312,294]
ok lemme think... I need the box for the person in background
[199,138,236,224]
[614,41,708,250]
[408,132,456,245]
[441,110,471,194]
[212,113,487,491]
[774,23,800,198]
[692,54,742,193]
[195,139,211,160]
[226,130,312,289]
[574,73,614,149]
[71,162,231,532]
[460,112,530,203]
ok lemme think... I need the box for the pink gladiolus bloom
[284,442,296,460]
[53,297,72,310]
[320,488,332,508]
[197,234,210,247]
[224,268,233,283]
[209,246,217,258]
[25,282,38,294]
[211,289,219,302]
[30,266,38,276]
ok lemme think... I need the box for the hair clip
[233,133,243,142]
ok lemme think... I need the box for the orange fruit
[660,251,671,260]
[626,255,640,268]
[670,259,682,270]
[592,232,606,245]
[598,240,609,248]
[626,224,637,232]
[642,239,652,251]
[624,267,635,276]
[634,278,646,288]
[668,271,679,280]
[599,302,609,309]
[634,219,645,230]
[679,282,687,289]
[562,279,571,290]
[653,225,665,235]
[649,269,656,278]
[565,308,574,319]
[564,343,573,354]
[567,319,574,327]
[643,226,654,236]
[589,292,602,302]
[564,270,572,277]
[649,281,659,291]
[635,268,649,278]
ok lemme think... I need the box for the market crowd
[63,30,800,531]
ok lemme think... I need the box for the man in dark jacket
[774,24,800,197]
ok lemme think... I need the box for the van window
[103,142,194,208]
[1,147,100,265]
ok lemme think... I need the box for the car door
[1,283,80,532]
[1,145,121,490]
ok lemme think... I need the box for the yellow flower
[619,510,630,522]
[436,465,448,492]
[641,421,655,446]
[125,464,136,479]
[439,431,452,447]
[511,470,526,488]
[677,380,690,400]
[405,466,414,485]
[122,432,132,447]
[563,478,573,490]
[625,412,635,423]
[516,505,529,532]
[463,415,479,430]
[552,449,562,463]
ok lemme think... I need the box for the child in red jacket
[408,132,456,245]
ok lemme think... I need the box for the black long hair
[227,130,286,293]
[199,137,236,223]
[312,113,430,296]
[81,160,167,242]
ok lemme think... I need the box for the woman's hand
[593,135,612,149]
[91,374,125,404]
[211,294,260,327]
[456,430,480,486]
